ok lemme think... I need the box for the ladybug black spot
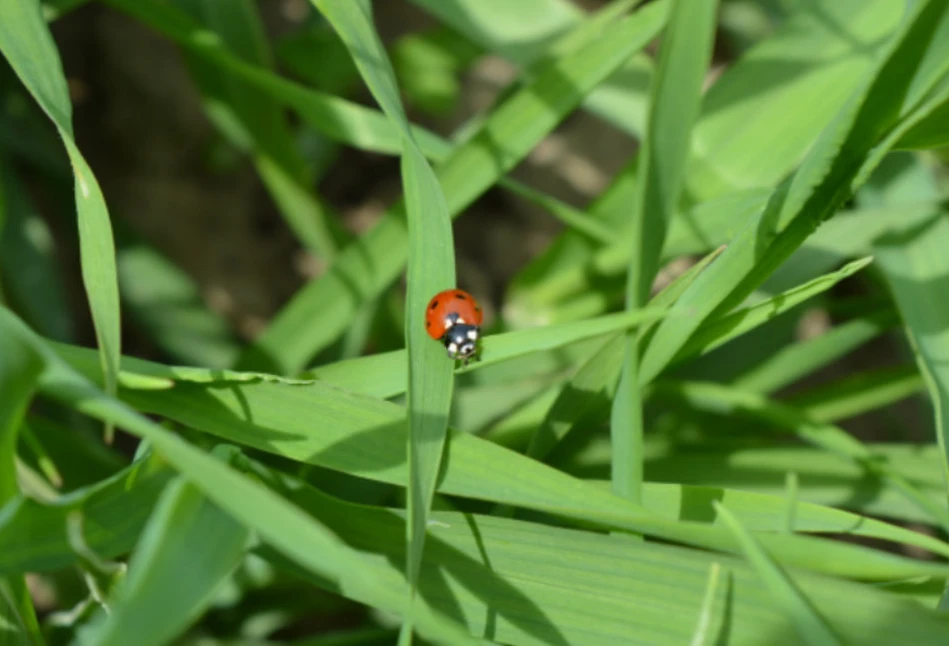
[425,320,430,327]
[429,300,439,310]
[475,306,481,312]
[455,293,467,300]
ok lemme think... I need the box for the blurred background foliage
[3,0,949,644]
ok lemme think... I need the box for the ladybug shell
[425,289,483,339]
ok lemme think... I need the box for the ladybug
[425,288,483,364]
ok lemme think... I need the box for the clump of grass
[2,0,949,644]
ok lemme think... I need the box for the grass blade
[714,502,842,646]
[875,210,949,492]
[612,0,717,503]
[0,0,121,439]
[311,1,456,637]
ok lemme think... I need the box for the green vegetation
[2,0,949,643]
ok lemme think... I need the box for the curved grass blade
[0,0,121,439]
[714,502,842,646]
[612,0,718,503]
[312,0,456,635]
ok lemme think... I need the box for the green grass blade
[674,256,874,364]
[639,0,949,387]
[714,502,842,646]
[875,211,949,492]
[789,365,923,423]
[0,0,121,437]
[525,248,723,462]
[612,0,717,503]
[310,1,459,638]
[732,307,899,393]
[657,380,949,530]
[304,307,664,398]
[238,0,669,374]
[79,470,251,646]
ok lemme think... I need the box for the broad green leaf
[79,471,251,646]
[686,0,905,199]
[639,0,949,387]
[238,0,670,374]
[612,0,717,503]
[313,0,457,629]
[715,503,842,646]
[0,0,121,428]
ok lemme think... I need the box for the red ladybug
[425,289,483,364]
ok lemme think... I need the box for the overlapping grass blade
[526,247,723,462]
[612,0,717,503]
[675,256,874,365]
[715,503,842,646]
[0,308,482,645]
[45,341,949,582]
[789,365,923,423]
[639,0,949,387]
[259,465,949,646]
[237,0,669,374]
[0,454,173,574]
[79,468,251,646]
[0,0,121,435]
[656,380,949,530]
[312,0,456,633]
[732,307,898,393]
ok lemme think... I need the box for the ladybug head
[444,322,479,364]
